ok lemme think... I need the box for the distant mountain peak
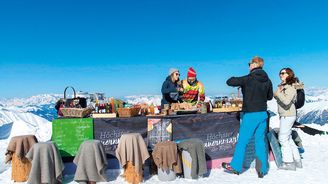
[1,89,328,125]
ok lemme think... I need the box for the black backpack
[295,89,305,109]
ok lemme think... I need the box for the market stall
[52,112,240,169]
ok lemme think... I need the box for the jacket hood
[250,68,269,83]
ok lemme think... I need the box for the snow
[0,94,61,112]
[0,93,328,183]
[1,129,327,184]
[124,95,162,106]
[305,87,328,102]
[0,109,52,142]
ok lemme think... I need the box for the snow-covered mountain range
[0,88,327,125]
[0,94,61,121]
[296,88,328,125]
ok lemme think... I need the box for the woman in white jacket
[274,68,302,171]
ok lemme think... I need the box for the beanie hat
[187,67,196,77]
[169,68,179,76]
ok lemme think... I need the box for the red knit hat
[187,67,196,77]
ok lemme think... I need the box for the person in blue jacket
[161,68,183,110]
[222,56,273,178]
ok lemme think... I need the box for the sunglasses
[175,73,180,76]
[279,72,287,75]
[248,62,254,66]
[187,78,196,82]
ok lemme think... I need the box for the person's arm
[226,75,248,87]
[198,82,205,102]
[181,80,189,93]
[274,86,296,110]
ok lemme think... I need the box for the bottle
[110,98,115,113]
[201,102,207,114]
[216,97,221,108]
[222,97,226,108]
[105,102,109,113]
[95,99,99,113]
[149,103,155,115]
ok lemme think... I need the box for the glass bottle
[95,99,99,113]
[149,103,155,115]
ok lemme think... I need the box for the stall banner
[52,118,94,157]
[93,117,148,157]
[147,118,172,149]
[172,112,240,160]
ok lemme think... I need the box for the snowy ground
[1,102,328,184]
[1,130,327,184]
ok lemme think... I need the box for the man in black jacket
[222,56,273,178]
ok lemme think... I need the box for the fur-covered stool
[5,135,37,182]
[116,133,150,184]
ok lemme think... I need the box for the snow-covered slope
[0,108,52,174]
[0,106,327,183]
[0,94,61,121]
[297,88,328,125]
[0,108,52,142]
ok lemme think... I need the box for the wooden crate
[91,113,117,118]
[117,107,140,118]
[213,107,241,112]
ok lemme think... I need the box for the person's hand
[274,86,283,97]
[274,89,279,97]
[278,85,284,91]
[178,87,184,92]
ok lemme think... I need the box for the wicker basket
[117,107,140,118]
[60,108,93,118]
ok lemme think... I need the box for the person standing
[181,67,205,106]
[274,68,302,170]
[161,68,183,110]
[222,56,273,178]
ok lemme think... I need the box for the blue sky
[0,0,328,98]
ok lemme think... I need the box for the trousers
[278,116,301,163]
[230,111,269,173]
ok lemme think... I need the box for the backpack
[295,89,305,109]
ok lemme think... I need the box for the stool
[5,135,37,182]
[152,141,182,181]
[124,161,144,184]
[116,133,150,184]
[178,139,207,179]
[26,142,64,184]
[73,140,108,183]
[11,153,32,182]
